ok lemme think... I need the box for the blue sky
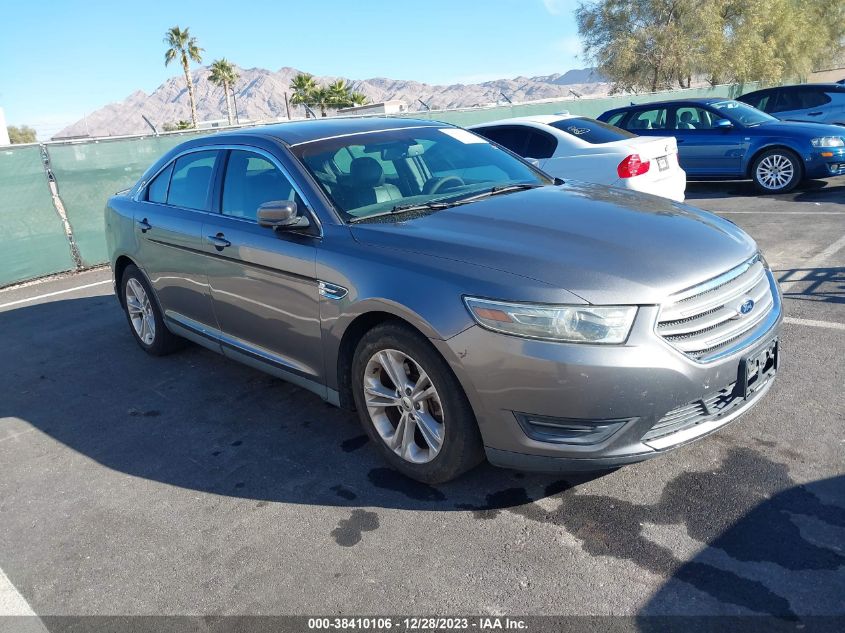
[0,0,581,137]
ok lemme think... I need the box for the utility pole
[231,86,241,125]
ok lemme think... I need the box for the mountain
[55,66,611,138]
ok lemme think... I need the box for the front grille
[657,255,775,360]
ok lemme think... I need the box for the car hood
[349,182,757,305]
[754,119,845,137]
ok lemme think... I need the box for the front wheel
[351,322,484,483]
[751,149,802,193]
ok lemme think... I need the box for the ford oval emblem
[740,299,755,315]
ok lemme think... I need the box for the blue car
[598,98,845,193]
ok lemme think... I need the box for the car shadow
[685,178,845,203]
[776,267,845,305]
[637,470,845,624]
[0,296,604,512]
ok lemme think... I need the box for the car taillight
[617,154,650,178]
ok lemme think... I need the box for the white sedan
[469,114,686,202]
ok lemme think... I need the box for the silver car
[739,83,845,126]
[105,118,782,483]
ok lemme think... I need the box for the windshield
[549,117,636,144]
[291,126,551,222]
[711,100,777,126]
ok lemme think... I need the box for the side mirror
[257,200,310,230]
[716,119,734,129]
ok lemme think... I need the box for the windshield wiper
[348,200,452,223]
[347,183,547,224]
[449,182,544,205]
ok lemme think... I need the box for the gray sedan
[105,117,782,483]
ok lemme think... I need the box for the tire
[121,264,184,356]
[751,148,802,193]
[351,322,484,483]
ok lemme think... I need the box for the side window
[146,163,173,203]
[797,88,830,109]
[524,130,557,159]
[167,151,218,210]
[627,109,667,130]
[771,89,802,113]
[474,127,528,156]
[605,112,626,126]
[221,150,300,221]
[673,106,728,130]
[742,92,770,111]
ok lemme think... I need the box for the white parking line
[0,568,42,625]
[784,317,845,331]
[806,233,845,268]
[0,280,111,310]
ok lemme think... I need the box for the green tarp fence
[0,81,763,288]
[47,131,213,266]
[0,146,76,286]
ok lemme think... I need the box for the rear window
[549,117,636,144]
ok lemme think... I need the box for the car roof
[469,114,579,127]
[215,117,446,146]
[746,83,845,92]
[610,97,733,111]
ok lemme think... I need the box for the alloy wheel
[363,349,445,464]
[125,278,156,346]
[755,153,795,190]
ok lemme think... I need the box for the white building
[337,100,409,116]
[0,108,10,146]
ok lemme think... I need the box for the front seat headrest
[350,157,385,187]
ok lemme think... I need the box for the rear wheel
[351,322,484,483]
[121,264,184,356]
[751,149,802,193]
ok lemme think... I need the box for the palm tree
[311,87,335,117]
[209,58,239,125]
[164,26,204,128]
[326,79,353,108]
[350,92,369,106]
[289,73,319,116]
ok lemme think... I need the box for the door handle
[137,218,152,233]
[207,233,231,250]
[676,139,685,144]
[807,111,823,116]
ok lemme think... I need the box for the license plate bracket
[739,339,778,398]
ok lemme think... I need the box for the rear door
[669,105,744,176]
[133,149,221,335]
[768,86,832,122]
[202,147,324,385]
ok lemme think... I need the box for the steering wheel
[423,175,465,195]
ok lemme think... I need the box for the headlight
[464,297,637,344]
[810,137,844,148]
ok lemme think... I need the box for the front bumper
[433,277,782,472]
[804,147,845,178]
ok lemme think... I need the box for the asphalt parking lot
[1,176,843,624]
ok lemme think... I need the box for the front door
[670,106,745,177]
[202,148,324,387]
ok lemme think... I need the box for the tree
[7,125,37,144]
[209,58,239,125]
[164,26,204,128]
[162,120,193,132]
[350,92,369,106]
[289,73,320,116]
[576,0,845,93]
